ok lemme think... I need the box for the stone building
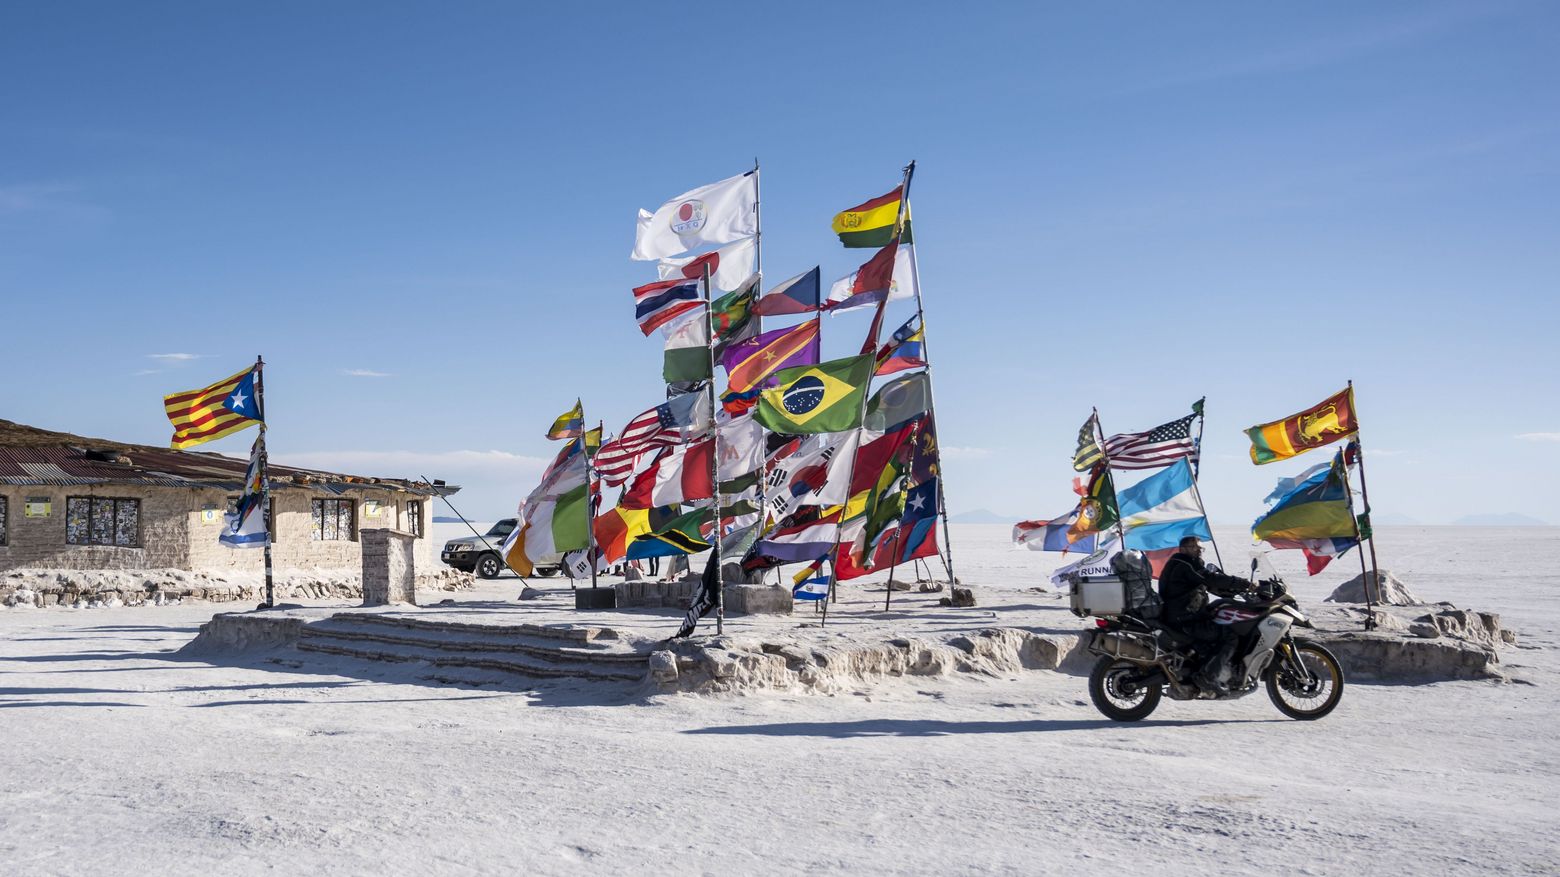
[0,419,457,575]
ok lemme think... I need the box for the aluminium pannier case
[1069,575,1127,618]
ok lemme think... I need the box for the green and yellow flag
[832,186,912,248]
[1245,387,1358,465]
[1068,464,1119,543]
[755,354,875,435]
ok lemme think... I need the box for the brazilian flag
[755,354,875,435]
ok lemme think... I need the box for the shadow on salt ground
[1,651,180,663]
[189,693,520,708]
[684,717,1285,737]
[0,700,146,709]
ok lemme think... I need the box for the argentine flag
[1115,458,1212,551]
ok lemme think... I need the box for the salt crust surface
[2,525,1556,875]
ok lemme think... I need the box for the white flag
[716,414,765,480]
[763,431,861,521]
[1049,540,1122,588]
[658,236,758,293]
[632,172,758,261]
[826,243,918,312]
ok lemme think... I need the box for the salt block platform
[180,582,1516,694]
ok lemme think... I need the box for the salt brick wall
[0,485,434,574]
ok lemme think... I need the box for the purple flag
[721,319,821,394]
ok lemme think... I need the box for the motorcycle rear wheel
[1266,640,1344,720]
[1088,657,1162,721]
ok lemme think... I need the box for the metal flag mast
[702,262,725,635]
[751,159,770,573]
[1090,407,1129,550]
[1184,397,1224,570]
[253,355,275,609]
[583,411,599,590]
[896,160,960,594]
[1346,379,1382,629]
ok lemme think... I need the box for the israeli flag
[220,438,267,549]
[220,497,267,548]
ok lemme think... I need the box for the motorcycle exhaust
[1089,630,1158,663]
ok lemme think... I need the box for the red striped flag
[594,394,709,486]
[163,366,262,449]
[633,278,702,336]
[1103,413,1198,470]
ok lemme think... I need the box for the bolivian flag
[832,186,913,248]
[1245,387,1358,465]
[755,354,875,435]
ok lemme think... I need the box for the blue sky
[3,2,1557,524]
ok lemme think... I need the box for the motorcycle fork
[1277,637,1315,685]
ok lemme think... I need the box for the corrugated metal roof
[0,421,456,496]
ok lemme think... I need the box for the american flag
[1103,413,1198,470]
[593,393,709,486]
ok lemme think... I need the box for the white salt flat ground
[2,525,1557,876]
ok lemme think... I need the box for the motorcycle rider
[1158,536,1254,694]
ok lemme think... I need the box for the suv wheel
[475,553,503,579]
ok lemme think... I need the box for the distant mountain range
[1451,513,1551,527]
[947,509,1015,524]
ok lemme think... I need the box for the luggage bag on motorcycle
[1067,550,1161,619]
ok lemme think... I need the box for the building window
[65,497,140,547]
[405,500,423,537]
[311,498,355,541]
[0,496,7,545]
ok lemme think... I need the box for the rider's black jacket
[1158,551,1252,624]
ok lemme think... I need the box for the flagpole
[882,416,928,611]
[1348,380,1383,628]
[1186,398,1224,569]
[896,160,960,593]
[1091,407,1128,548]
[254,354,275,610]
[702,263,725,635]
[752,159,771,539]
[820,356,880,624]
[1335,439,1377,631]
[585,413,599,591]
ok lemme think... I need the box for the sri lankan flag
[1245,387,1358,465]
[755,354,875,435]
[163,366,262,449]
[832,186,912,248]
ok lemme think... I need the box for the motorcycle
[1074,553,1345,722]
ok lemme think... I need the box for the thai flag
[632,278,702,336]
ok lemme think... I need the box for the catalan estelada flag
[1245,387,1358,465]
[832,186,912,248]
[163,366,262,449]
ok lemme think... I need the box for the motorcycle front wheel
[1088,657,1162,721]
[1266,639,1344,720]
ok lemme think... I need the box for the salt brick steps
[293,613,650,683]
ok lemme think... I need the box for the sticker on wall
[24,497,51,518]
[364,500,383,519]
[201,505,222,525]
